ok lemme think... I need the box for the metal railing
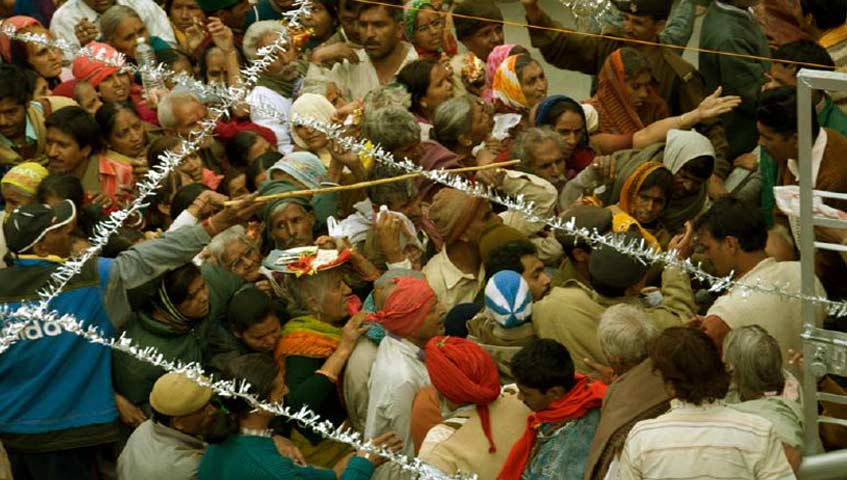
[795,68,847,479]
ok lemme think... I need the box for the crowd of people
[1,0,847,478]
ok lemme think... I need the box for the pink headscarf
[0,16,43,63]
[485,43,517,89]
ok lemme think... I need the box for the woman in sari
[603,161,674,250]
[491,53,547,115]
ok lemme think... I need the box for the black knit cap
[612,0,673,18]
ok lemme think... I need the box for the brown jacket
[526,10,731,178]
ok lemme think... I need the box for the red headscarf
[368,277,436,337]
[425,336,501,452]
[72,42,122,88]
[0,16,44,64]
[498,375,607,480]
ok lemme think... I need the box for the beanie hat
[72,42,122,88]
[425,336,501,452]
[484,270,532,328]
[149,372,213,417]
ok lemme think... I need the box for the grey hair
[206,225,251,264]
[243,21,287,62]
[512,127,566,172]
[432,95,475,150]
[284,268,340,316]
[597,304,659,367]
[157,90,200,129]
[363,84,412,112]
[100,5,142,42]
[362,106,421,152]
[723,325,785,401]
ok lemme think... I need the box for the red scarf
[498,375,607,480]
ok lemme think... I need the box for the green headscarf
[405,0,434,40]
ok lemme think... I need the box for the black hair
[227,287,275,334]
[774,40,835,71]
[484,240,537,278]
[37,174,84,207]
[396,58,439,114]
[678,155,714,181]
[757,86,820,139]
[310,0,341,41]
[355,0,403,22]
[221,353,280,416]
[22,69,39,97]
[162,263,203,306]
[246,151,283,192]
[694,197,768,253]
[151,407,173,427]
[511,338,575,393]
[102,227,145,258]
[0,64,33,106]
[452,0,503,41]
[221,168,246,197]
[590,278,628,299]
[639,166,674,199]
[156,48,195,71]
[44,106,103,153]
[147,135,182,172]
[170,183,209,220]
[538,98,587,143]
[226,130,262,168]
[95,101,139,139]
[799,0,847,32]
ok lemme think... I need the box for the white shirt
[618,400,796,480]
[50,0,176,61]
[303,43,418,101]
[246,86,294,154]
[364,335,430,457]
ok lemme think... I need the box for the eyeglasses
[415,18,444,34]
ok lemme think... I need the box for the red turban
[425,336,501,453]
[369,277,436,337]
[72,42,122,88]
[0,16,42,63]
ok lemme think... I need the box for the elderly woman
[99,5,171,61]
[431,94,495,166]
[483,44,528,100]
[396,58,455,137]
[491,53,548,115]
[723,325,804,471]
[0,16,66,90]
[618,327,795,479]
[404,0,456,59]
[272,247,371,466]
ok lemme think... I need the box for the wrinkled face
[420,64,454,114]
[108,108,147,158]
[412,7,444,53]
[271,203,316,248]
[462,23,503,61]
[75,83,102,116]
[625,70,652,109]
[220,239,262,281]
[169,0,206,32]
[97,72,131,103]
[1,183,35,214]
[520,254,551,300]
[516,382,558,412]
[23,27,63,79]
[111,16,149,58]
[528,139,565,185]
[171,99,209,138]
[177,274,210,319]
[553,110,584,160]
[671,167,706,200]
[236,314,281,353]
[409,301,447,343]
[757,122,797,165]
[696,228,734,277]
[247,136,275,163]
[622,13,662,42]
[46,127,91,174]
[293,125,330,151]
[305,0,336,41]
[360,7,402,61]
[462,200,501,246]
[469,98,494,145]
[204,50,228,85]
[83,0,115,13]
[315,270,352,324]
[631,184,667,225]
[0,98,27,141]
[763,63,796,91]
[519,61,548,109]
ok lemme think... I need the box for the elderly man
[158,91,229,174]
[0,197,259,478]
[533,231,696,374]
[49,0,174,61]
[423,188,501,310]
[117,373,219,480]
[303,0,418,101]
[0,64,76,167]
[584,304,670,480]
[366,276,446,479]
[512,128,568,195]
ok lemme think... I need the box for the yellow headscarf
[2,162,48,196]
[492,55,529,111]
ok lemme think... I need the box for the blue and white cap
[484,270,533,329]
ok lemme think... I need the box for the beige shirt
[707,258,827,377]
[618,400,796,480]
[423,247,485,311]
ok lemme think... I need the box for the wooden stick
[225,160,520,206]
